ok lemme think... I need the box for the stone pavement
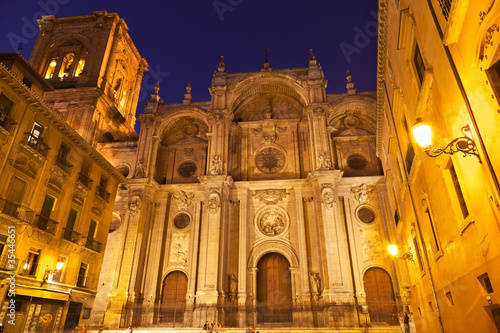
[89,327,403,333]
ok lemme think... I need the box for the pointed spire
[183,80,192,104]
[346,69,357,95]
[218,55,226,72]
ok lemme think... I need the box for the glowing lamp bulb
[56,261,64,270]
[388,245,399,257]
[412,122,433,148]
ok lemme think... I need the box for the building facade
[92,51,404,329]
[377,0,500,332]
[0,52,124,332]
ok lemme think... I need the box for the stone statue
[317,152,333,170]
[228,274,238,301]
[309,272,321,300]
[210,155,223,175]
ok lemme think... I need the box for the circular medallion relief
[255,147,285,174]
[347,154,368,170]
[257,208,287,236]
[357,206,376,223]
[178,161,197,177]
[174,213,191,229]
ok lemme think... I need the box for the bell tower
[30,11,148,144]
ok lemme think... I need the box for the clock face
[255,147,285,174]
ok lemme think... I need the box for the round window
[174,213,191,229]
[347,154,368,170]
[178,161,197,177]
[357,207,376,223]
[116,165,130,178]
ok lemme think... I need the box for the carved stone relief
[317,152,333,170]
[128,195,141,218]
[321,184,336,208]
[207,189,221,214]
[173,190,194,211]
[256,206,288,236]
[351,183,376,205]
[251,189,288,205]
[169,233,188,267]
[360,228,383,262]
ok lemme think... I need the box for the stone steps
[90,326,403,333]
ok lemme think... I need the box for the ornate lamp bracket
[424,125,481,163]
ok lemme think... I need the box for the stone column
[194,176,234,323]
[307,171,352,303]
[147,136,161,179]
[307,105,333,171]
[237,198,248,327]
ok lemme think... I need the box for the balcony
[19,261,39,277]
[35,215,59,235]
[22,133,50,158]
[95,186,110,203]
[78,173,94,190]
[84,238,102,253]
[62,228,81,244]
[0,254,19,271]
[55,156,73,174]
[0,197,34,225]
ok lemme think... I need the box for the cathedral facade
[93,47,401,329]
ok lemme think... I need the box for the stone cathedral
[25,12,401,331]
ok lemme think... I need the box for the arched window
[58,53,74,78]
[44,59,57,79]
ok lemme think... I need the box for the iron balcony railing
[0,254,19,271]
[438,0,452,20]
[22,133,50,158]
[0,110,17,134]
[55,156,73,174]
[78,172,94,189]
[0,197,34,224]
[63,228,81,244]
[85,238,102,253]
[35,215,59,235]
[95,185,110,203]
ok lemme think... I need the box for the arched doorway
[363,267,397,323]
[257,253,293,324]
[161,271,188,325]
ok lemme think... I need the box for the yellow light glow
[45,60,57,79]
[75,59,85,77]
[56,261,64,270]
[388,244,398,257]
[412,122,432,148]
[23,263,29,270]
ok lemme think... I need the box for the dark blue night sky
[0,0,378,132]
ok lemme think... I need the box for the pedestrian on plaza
[203,321,210,331]
[81,326,87,333]
[126,326,133,333]
[245,326,251,333]
[403,312,410,333]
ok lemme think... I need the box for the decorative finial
[218,55,226,72]
[149,81,160,103]
[309,48,315,61]
[346,69,356,95]
[183,80,192,104]
[154,81,160,94]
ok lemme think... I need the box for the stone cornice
[376,0,389,158]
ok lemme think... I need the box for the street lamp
[411,120,481,163]
[388,244,414,263]
[42,260,65,284]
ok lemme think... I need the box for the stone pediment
[169,135,208,146]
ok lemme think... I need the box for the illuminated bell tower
[30,11,148,144]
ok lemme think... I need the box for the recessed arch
[160,271,188,325]
[362,267,397,323]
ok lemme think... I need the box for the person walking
[403,312,410,333]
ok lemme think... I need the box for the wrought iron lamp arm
[424,125,481,163]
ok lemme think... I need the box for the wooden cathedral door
[363,267,397,323]
[161,271,188,325]
[257,253,293,324]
